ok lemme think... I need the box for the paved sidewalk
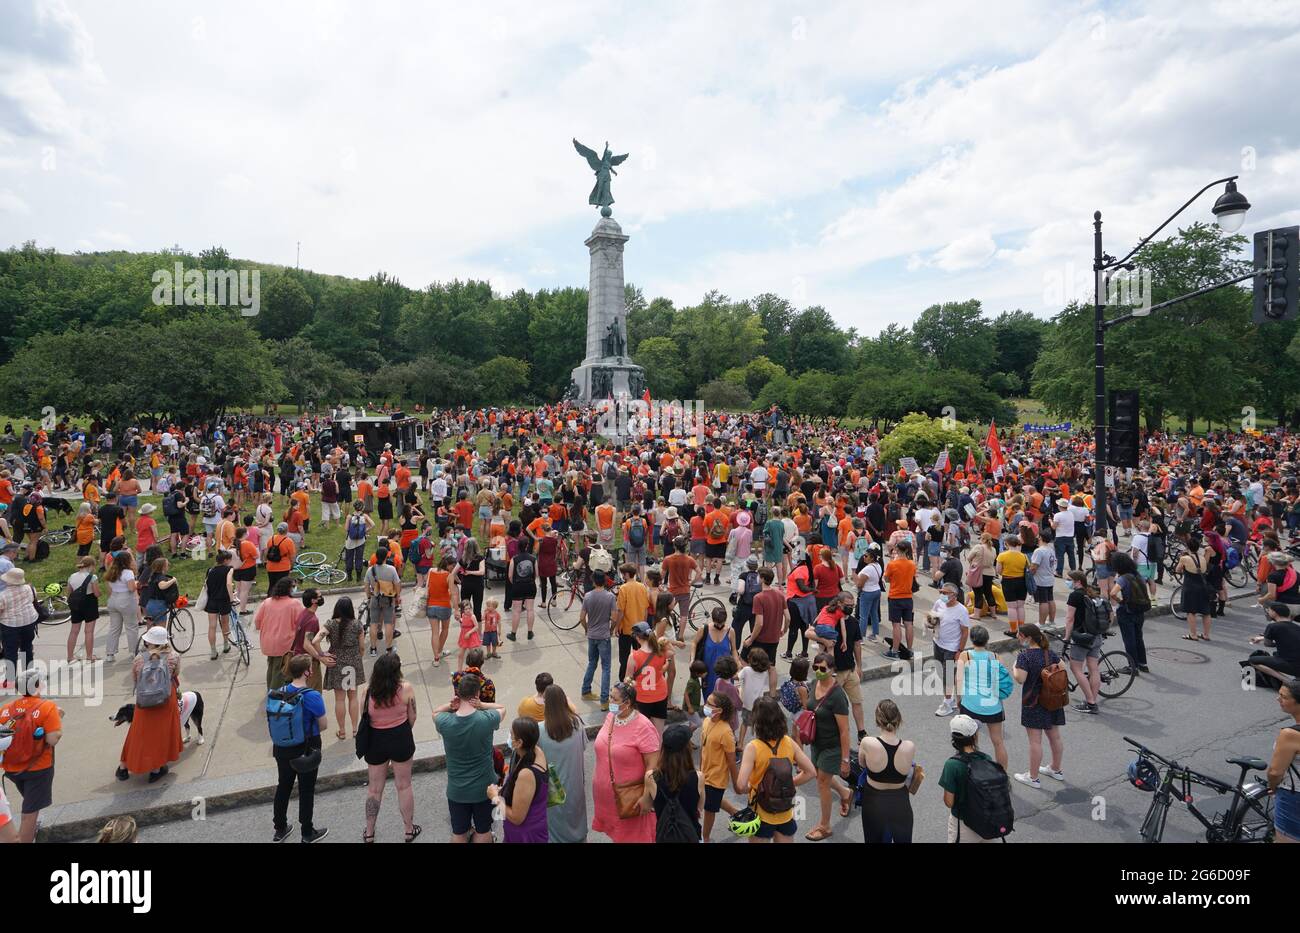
[4,558,1256,841]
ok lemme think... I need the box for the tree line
[1,222,1296,431]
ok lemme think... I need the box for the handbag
[546,763,567,808]
[964,556,982,588]
[606,719,645,819]
[195,586,209,612]
[354,700,373,760]
[794,685,835,745]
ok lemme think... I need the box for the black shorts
[1001,576,1028,603]
[704,784,727,813]
[756,817,796,838]
[958,702,1005,724]
[1033,585,1054,604]
[363,721,415,765]
[377,497,394,520]
[448,799,494,836]
[705,542,727,559]
[233,566,257,582]
[636,698,669,720]
[8,766,54,813]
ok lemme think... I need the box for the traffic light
[1253,226,1299,324]
[1108,389,1140,469]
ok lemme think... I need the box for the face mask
[813,669,831,681]
[608,703,622,716]
[703,705,715,718]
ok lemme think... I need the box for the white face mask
[608,703,622,716]
[702,705,715,718]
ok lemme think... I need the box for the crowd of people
[1,403,1298,843]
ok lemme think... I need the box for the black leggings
[539,574,557,603]
[860,784,913,843]
[785,604,809,655]
[973,576,996,611]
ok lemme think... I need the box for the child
[681,659,707,735]
[700,691,739,841]
[413,521,435,590]
[481,597,501,659]
[779,656,811,739]
[711,655,742,741]
[456,598,481,670]
[736,647,771,746]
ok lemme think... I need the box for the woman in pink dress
[591,681,661,842]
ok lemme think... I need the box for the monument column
[582,216,629,365]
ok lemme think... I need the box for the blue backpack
[266,687,310,748]
[627,518,646,548]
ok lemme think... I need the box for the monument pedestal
[569,214,645,403]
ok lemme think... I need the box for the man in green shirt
[433,674,506,843]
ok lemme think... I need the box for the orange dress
[121,655,183,774]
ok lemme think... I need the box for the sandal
[404,824,423,843]
[362,831,375,843]
[1181,635,1198,641]
[805,827,833,842]
[336,729,346,740]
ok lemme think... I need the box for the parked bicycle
[227,600,252,670]
[1123,736,1274,843]
[1054,633,1135,699]
[37,582,70,623]
[145,596,195,654]
[291,551,347,585]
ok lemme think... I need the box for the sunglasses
[812,665,829,673]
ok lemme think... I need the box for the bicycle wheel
[684,595,725,632]
[295,551,327,567]
[312,566,347,585]
[40,596,70,624]
[43,529,72,546]
[168,608,195,653]
[1139,789,1173,843]
[546,585,584,630]
[1169,585,1187,620]
[1224,562,1248,589]
[1097,649,1135,698]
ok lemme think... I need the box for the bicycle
[291,551,348,586]
[1054,633,1135,699]
[227,601,252,670]
[37,582,70,624]
[147,598,196,654]
[1123,736,1274,843]
[671,582,727,634]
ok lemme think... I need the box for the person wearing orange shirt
[882,542,917,660]
[453,493,475,534]
[595,501,616,546]
[264,522,297,592]
[291,486,311,535]
[234,525,259,611]
[702,498,730,585]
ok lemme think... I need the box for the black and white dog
[110,690,205,745]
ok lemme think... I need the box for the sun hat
[1,567,26,585]
[140,503,156,515]
[142,626,170,646]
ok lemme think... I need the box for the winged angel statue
[573,138,628,216]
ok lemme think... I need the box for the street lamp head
[1212,180,1250,233]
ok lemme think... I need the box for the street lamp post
[1090,177,1251,539]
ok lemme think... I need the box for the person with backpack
[735,695,816,843]
[939,714,1013,843]
[264,521,296,594]
[954,624,1012,769]
[506,534,539,642]
[198,482,225,549]
[343,501,374,583]
[116,626,183,784]
[641,722,703,843]
[621,504,649,580]
[266,654,329,843]
[65,556,101,663]
[0,668,63,841]
[731,555,763,650]
[1011,622,1066,790]
[1109,552,1151,677]
[1061,569,1105,714]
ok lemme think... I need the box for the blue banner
[1022,422,1072,433]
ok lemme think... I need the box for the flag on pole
[965,447,977,474]
[986,421,1005,475]
[643,388,652,405]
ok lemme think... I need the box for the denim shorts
[1275,787,1300,840]
[426,605,452,621]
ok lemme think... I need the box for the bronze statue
[573,138,628,217]
[604,320,625,358]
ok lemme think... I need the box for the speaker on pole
[1108,389,1140,469]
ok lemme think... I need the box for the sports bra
[866,736,908,784]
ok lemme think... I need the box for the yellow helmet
[728,806,760,837]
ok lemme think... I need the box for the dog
[110,690,205,745]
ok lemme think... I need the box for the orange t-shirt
[426,569,453,607]
[0,696,61,773]
[703,510,729,545]
[238,539,258,571]
[454,499,475,529]
[596,503,615,530]
[356,480,373,503]
[265,534,296,572]
[883,558,916,599]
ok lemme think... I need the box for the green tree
[912,299,994,373]
[633,336,686,398]
[877,413,980,469]
[277,336,362,409]
[255,272,315,340]
[476,355,531,404]
[722,355,786,398]
[700,378,751,411]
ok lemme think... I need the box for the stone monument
[568,138,646,403]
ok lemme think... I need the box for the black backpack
[266,536,283,564]
[957,752,1014,841]
[1079,595,1113,637]
[1122,573,1151,612]
[654,788,699,843]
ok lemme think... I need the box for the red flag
[986,421,1005,474]
[965,448,977,474]
[643,388,652,405]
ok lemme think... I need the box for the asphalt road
[127,600,1290,844]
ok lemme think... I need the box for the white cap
[950,714,980,738]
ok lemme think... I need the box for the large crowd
[0,404,1298,844]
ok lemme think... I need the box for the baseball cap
[950,714,980,738]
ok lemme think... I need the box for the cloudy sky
[2,0,1299,335]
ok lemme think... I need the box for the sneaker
[867,634,879,642]
[115,766,129,781]
[526,631,534,640]
[1013,772,1042,789]
[934,700,955,717]
[301,827,330,844]
[581,692,598,701]
[432,656,440,667]
[272,823,296,843]
[1040,766,1065,782]
[1138,665,1150,673]
[780,652,794,661]
[1087,703,1100,715]
[883,650,899,660]
[209,647,218,660]
[368,647,377,657]
[1071,701,1092,713]
[506,633,517,642]
[222,641,231,654]
[600,702,609,711]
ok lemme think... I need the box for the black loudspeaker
[1108,389,1139,469]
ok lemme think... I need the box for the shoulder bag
[607,718,646,819]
